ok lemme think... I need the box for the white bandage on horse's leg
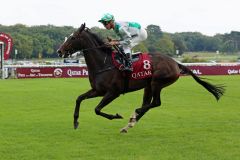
[120,112,138,133]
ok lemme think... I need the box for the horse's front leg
[94,92,123,120]
[74,89,99,129]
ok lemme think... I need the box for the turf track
[0,76,239,160]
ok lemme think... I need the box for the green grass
[0,76,240,160]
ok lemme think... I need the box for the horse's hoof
[116,113,123,119]
[120,128,128,133]
[74,122,79,129]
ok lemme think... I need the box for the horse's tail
[178,63,225,101]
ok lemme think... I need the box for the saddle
[112,52,153,80]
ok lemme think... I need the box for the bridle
[60,27,117,74]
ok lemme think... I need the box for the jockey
[98,13,148,72]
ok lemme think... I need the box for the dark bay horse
[57,23,225,133]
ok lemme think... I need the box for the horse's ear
[78,23,86,33]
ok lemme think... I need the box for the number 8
[143,60,151,70]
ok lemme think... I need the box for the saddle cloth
[112,52,152,80]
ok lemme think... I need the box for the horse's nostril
[57,50,63,58]
[57,49,61,54]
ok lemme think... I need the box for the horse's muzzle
[57,49,63,58]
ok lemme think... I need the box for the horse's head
[57,23,86,58]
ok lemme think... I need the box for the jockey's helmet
[98,13,115,23]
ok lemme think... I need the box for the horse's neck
[83,49,111,73]
[81,31,112,73]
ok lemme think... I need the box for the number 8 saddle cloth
[112,52,153,80]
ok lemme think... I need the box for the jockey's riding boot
[124,53,133,72]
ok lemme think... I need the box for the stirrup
[123,66,133,72]
[119,64,125,71]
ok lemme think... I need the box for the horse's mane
[84,28,113,53]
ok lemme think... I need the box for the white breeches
[122,29,148,54]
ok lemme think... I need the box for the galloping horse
[57,23,225,133]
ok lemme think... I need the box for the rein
[68,44,109,58]
[77,44,115,75]
[80,44,109,52]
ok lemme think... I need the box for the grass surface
[0,76,239,160]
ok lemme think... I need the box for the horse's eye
[71,37,76,40]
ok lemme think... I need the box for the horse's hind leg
[120,85,153,133]
[120,72,180,133]
[141,85,152,106]
[134,72,180,123]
